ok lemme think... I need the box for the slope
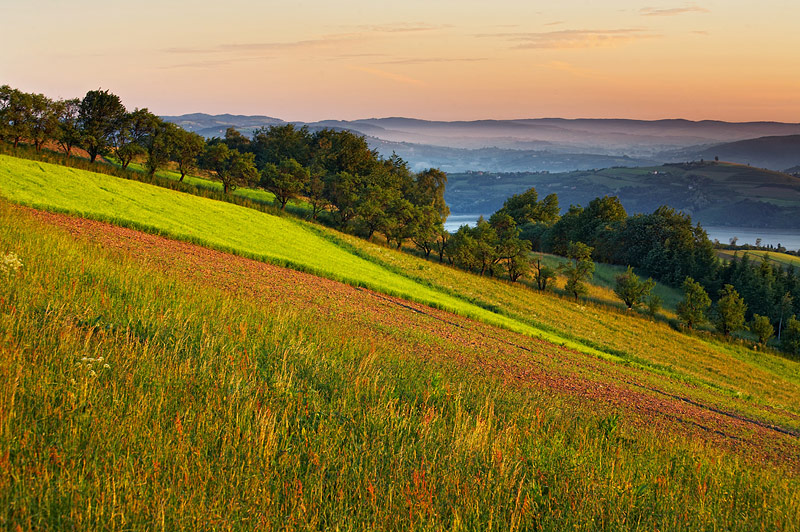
[2,200,799,529]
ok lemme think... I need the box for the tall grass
[1,202,799,530]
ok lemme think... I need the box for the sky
[2,0,799,122]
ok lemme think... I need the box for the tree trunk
[179,171,186,182]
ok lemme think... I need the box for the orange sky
[2,1,799,122]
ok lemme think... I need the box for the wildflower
[88,370,97,378]
[1,252,23,276]
[103,364,110,369]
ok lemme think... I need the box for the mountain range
[163,113,800,173]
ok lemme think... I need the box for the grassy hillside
[2,200,800,529]
[447,161,800,228]
[717,249,800,269]
[2,154,799,430]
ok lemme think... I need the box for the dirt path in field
[21,206,800,469]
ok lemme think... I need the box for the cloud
[378,57,488,65]
[356,22,450,33]
[347,66,426,86]
[480,28,656,50]
[640,6,710,16]
[163,33,362,55]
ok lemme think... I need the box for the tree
[28,93,60,152]
[676,276,711,329]
[143,118,178,177]
[714,284,747,337]
[305,165,328,220]
[778,291,794,340]
[613,266,655,310]
[261,158,310,210]
[113,108,152,169]
[381,198,418,249]
[532,257,556,291]
[79,89,126,162]
[781,316,800,355]
[563,242,594,300]
[0,87,33,148]
[751,314,774,346]
[411,205,443,258]
[55,98,82,158]
[498,187,560,226]
[646,294,663,318]
[171,128,205,181]
[200,143,258,193]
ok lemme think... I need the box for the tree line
[0,85,450,251]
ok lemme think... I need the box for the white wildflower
[103,364,110,369]
[1,252,23,275]
[88,370,97,378]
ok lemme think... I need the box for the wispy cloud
[480,28,656,50]
[378,57,488,65]
[640,5,710,16]
[163,34,362,55]
[543,21,565,27]
[355,22,450,33]
[348,66,426,86]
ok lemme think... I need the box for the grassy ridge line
[0,155,618,363]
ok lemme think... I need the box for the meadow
[717,248,800,269]
[2,200,800,530]
[2,153,800,528]
[2,154,799,431]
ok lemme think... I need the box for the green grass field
[717,249,800,269]
[2,154,799,428]
[2,199,800,530]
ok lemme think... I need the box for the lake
[444,214,800,252]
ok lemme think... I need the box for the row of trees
[0,85,207,179]
[0,85,452,252]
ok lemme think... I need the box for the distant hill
[446,161,800,229]
[161,112,285,138]
[163,113,800,173]
[661,135,800,171]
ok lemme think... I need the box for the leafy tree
[563,242,595,300]
[412,168,449,219]
[434,228,450,263]
[79,89,126,163]
[382,198,418,249]
[498,187,560,226]
[677,277,711,329]
[613,266,655,310]
[411,205,444,258]
[751,314,774,346]
[646,294,663,318]
[532,257,556,291]
[448,226,480,270]
[143,118,179,177]
[781,315,800,355]
[305,165,328,220]
[223,127,250,153]
[252,124,311,168]
[355,183,396,240]
[324,171,362,226]
[28,93,60,152]
[489,212,531,282]
[200,143,258,193]
[261,158,310,210]
[714,284,747,337]
[113,108,152,169]
[778,291,794,340]
[55,98,82,158]
[171,128,205,181]
[0,87,33,148]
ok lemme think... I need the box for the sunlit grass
[1,201,799,530]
